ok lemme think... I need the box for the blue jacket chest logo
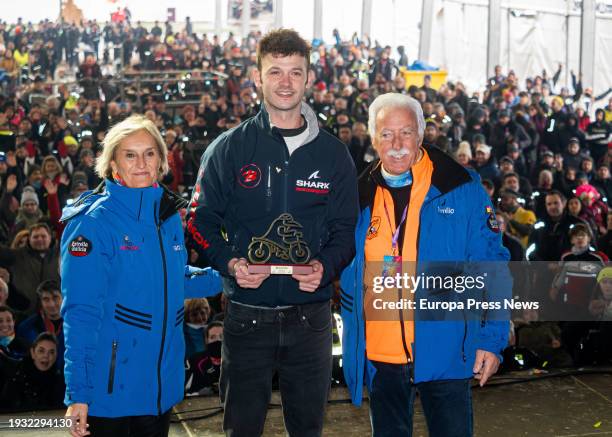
[120,235,139,251]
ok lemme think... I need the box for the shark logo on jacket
[69,235,92,257]
[295,170,331,194]
[238,163,262,188]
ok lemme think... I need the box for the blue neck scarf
[0,335,14,348]
[381,165,413,188]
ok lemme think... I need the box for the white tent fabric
[500,7,565,86]
[280,0,610,100]
[3,0,611,101]
[594,14,612,95]
[428,0,489,92]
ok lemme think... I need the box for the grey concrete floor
[2,369,611,436]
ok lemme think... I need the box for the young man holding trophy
[188,29,358,436]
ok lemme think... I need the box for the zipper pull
[266,165,273,212]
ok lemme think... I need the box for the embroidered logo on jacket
[486,206,500,233]
[437,206,455,215]
[120,235,140,251]
[69,235,92,257]
[238,163,262,188]
[367,216,381,240]
[308,170,321,179]
[295,171,330,194]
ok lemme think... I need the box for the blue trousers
[369,361,473,437]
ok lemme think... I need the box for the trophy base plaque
[248,264,314,275]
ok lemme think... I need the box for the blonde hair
[184,298,211,323]
[538,169,553,186]
[95,114,169,179]
[41,155,62,178]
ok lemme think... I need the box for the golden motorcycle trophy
[247,213,314,275]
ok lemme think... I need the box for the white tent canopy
[3,0,611,96]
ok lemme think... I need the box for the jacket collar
[26,241,57,258]
[426,145,473,194]
[63,179,186,225]
[105,179,163,224]
[255,101,320,145]
[358,146,473,209]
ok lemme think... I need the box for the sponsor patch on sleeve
[69,235,93,257]
[486,206,500,233]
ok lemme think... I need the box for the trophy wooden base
[247,264,314,275]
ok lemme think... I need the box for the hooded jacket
[339,147,511,406]
[60,180,222,417]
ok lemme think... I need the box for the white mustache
[386,148,410,158]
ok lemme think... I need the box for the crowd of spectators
[0,16,611,412]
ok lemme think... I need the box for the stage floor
[2,369,611,436]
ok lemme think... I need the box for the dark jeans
[369,361,473,437]
[87,411,170,437]
[221,300,333,437]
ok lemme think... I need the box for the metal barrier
[16,69,230,114]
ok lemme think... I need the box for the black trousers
[220,300,333,437]
[87,411,170,437]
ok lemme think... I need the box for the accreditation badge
[382,255,402,278]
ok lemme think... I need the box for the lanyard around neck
[382,192,408,255]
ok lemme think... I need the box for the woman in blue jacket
[60,115,221,437]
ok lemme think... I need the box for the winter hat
[575,184,600,206]
[552,96,564,108]
[542,150,554,158]
[20,187,39,206]
[79,149,94,161]
[475,143,492,155]
[64,135,78,147]
[597,267,612,284]
[473,134,486,145]
[71,171,89,192]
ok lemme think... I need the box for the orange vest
[363,149,433,364]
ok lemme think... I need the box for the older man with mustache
[340,93,510,436]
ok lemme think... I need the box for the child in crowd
[0,332,65,411]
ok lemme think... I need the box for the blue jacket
[183,323,205,359]
[340,148,511,406]
[60,180,222,417]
